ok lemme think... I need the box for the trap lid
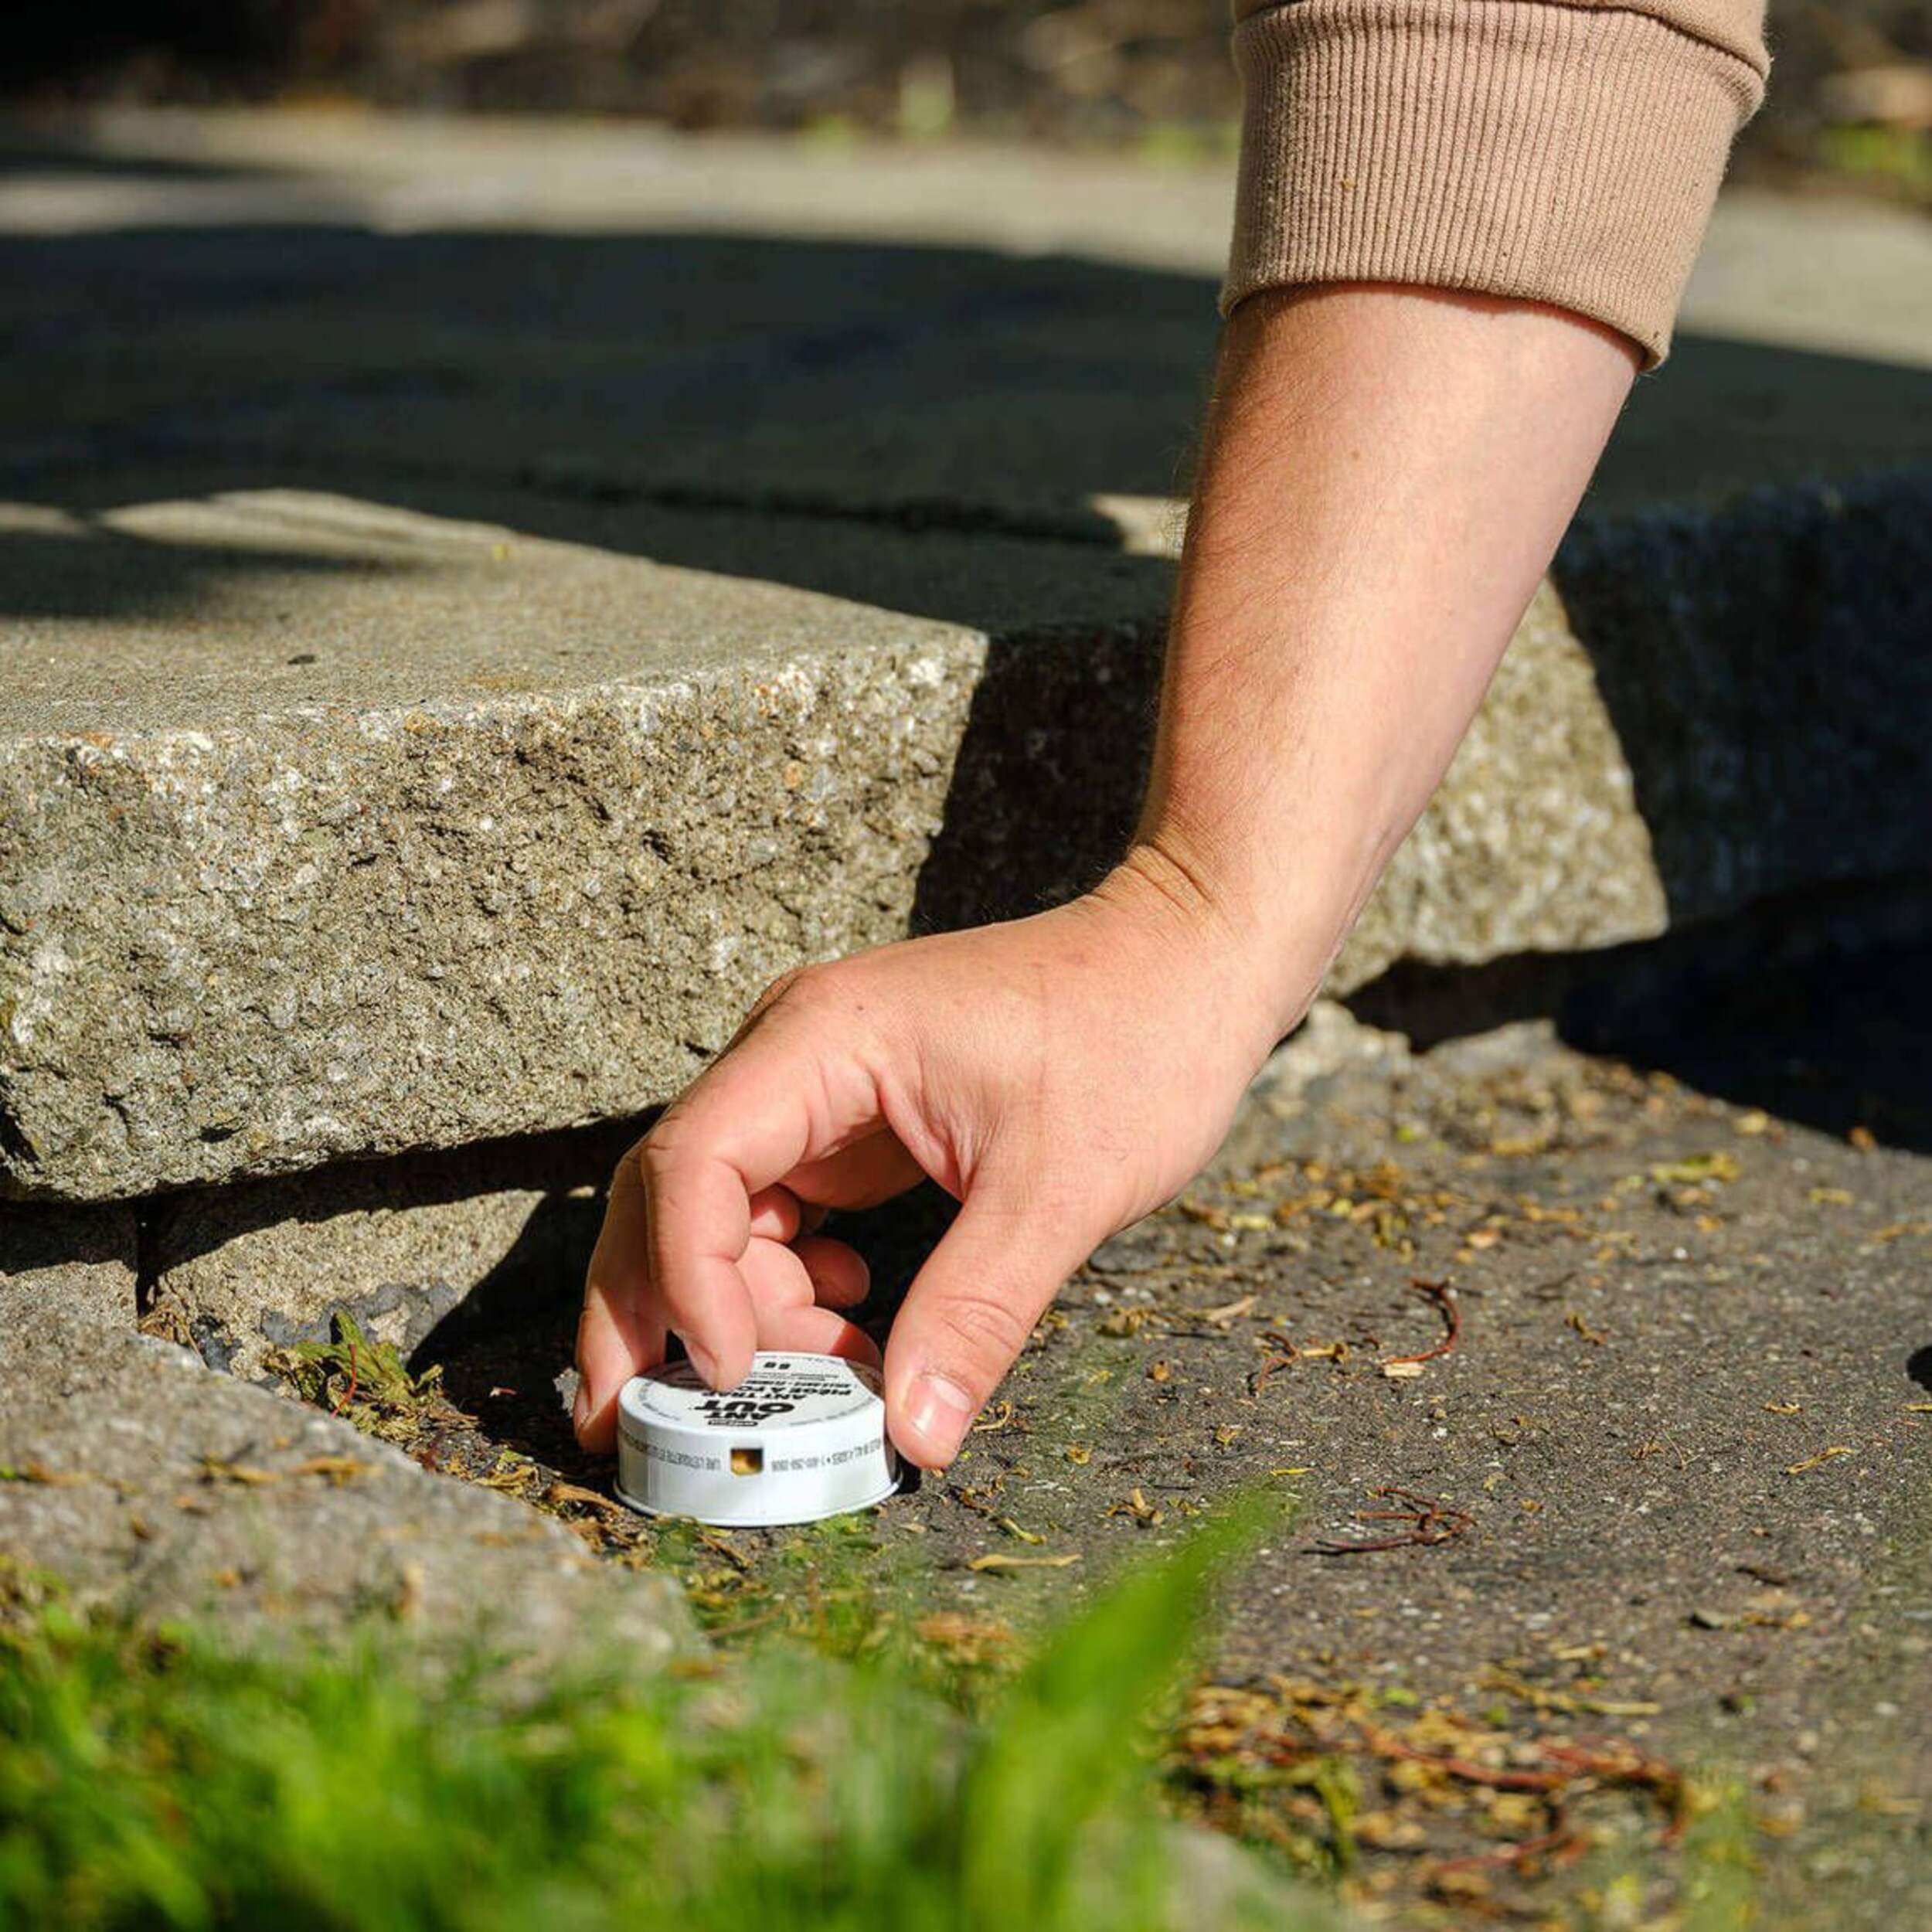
[615,1351,900,1527]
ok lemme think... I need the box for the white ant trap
[615,1351,900,1527]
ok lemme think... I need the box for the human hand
[572,847,1301,1469]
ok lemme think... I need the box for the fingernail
[570,1379,591,1435]
[685,1340,720,1387]
[905,1372,977,1465]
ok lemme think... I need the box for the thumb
[883,1189,1094,1470]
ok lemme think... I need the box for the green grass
[0,1479,1776,1931]
[1815,124,1932,202]
[1679,1782,1758,1932]
[0,1504,1328,1932]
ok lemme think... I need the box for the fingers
[784,1129,926,1212]
[737,1232,869,1315]
[739,1233,878,1364]
[641,996,883,1391]
[882,1189,1093,1471]
[747,1185,804,1243]
[756,1301,882,1368]
[574,1073,883,1455]
[792,1234,870,1309]
[573,1154,665,1452]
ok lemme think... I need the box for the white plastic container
[615,1351,900,1527]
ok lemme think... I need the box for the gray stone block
[4,472,1929,1202]
[0,1199,138,1327]
[1555,476,1932,925]
[0,492,1021,1200]
[0,1309,689,1658]
[145,1123,634,1381]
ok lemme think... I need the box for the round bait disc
[616,1351,900,1527]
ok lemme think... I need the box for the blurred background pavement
[7,0,1932,215]
[2,1,1928,544]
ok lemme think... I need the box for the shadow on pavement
[1349,884,1932,1152]
[0,518,405,619]
[8,223,1932,592]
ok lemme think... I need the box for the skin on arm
[574,281,1638,1471]
[1137,283,1638,995]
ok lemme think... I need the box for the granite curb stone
[145,1121,638,1381]
[0,1311,689,1658]
[5,471,1929,1202]
[0,1201,138,1327]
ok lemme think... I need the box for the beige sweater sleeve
[1226,0,1769,362]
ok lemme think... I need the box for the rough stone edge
[0,1313,689,1665]
[5,467,1929,1201]
[0,1199,137,1328]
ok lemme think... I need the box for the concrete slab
[4,471,1929,1202]
[0,488,1144,1199]
[0,1310,689,1658]
[0,1200,138,1327]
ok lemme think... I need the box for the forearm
[1115,282,1638,1040]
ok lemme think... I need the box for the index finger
[575,1171,808,1451]
[641,993,888,1389]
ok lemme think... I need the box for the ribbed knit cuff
[1226,0,1767,364]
